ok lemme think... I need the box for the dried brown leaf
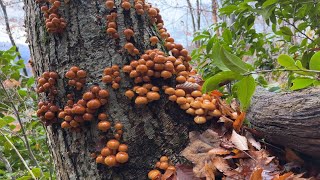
[285,148,304,165]
[249,167,263,180]
[182,130,222,178]
[176,82,200,93]
[245,131,261,150]
[212,157,231,173]
[230,130,249,151]
[161,169,176,180]
[175,164,201,180]
[217,99,236,117]
[233,112,246,131]
[208,147,231,156]
[272,172,294,180]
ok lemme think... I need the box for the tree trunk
[247,87,320,158]
[24,0,320,179]
[24,0,194,179]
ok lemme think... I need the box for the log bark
[247,87,320,158]
[24,0,194,179]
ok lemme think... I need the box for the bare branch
[0,0,28,76]
[0,80,42,174]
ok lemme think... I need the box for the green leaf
[277,54,296,68]
[0,116,15,128]
[291,78,315,90]
[193,34,209,42]
[202,71,243,93]
[17,176,32,180]
[210,43,229,71]
[310,51,320,70]
[222,29,232,45]
[18,88,28,97]
[314,80,320,86]
[295,60,303,69]
[298,22,308,31]
[262,0,277,7]
[280,26,293,36]
[219,5,237,15]
[301,51,314,68]
[31,168,41,177]
[206,37,216,54]
[220,47,253,73]
[26,77,35,87]
[234,75,256,111]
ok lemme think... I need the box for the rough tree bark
[24,0,320,179]
[248,87,320,158]
[24,0,194,179]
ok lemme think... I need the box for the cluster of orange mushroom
[163,87,234,124]
[36,101,60,126]
[125,84,160,105]
[96,138,129,167]
[37,0,66,33]
[65,66,87,90]
[102,65,121,89]
[148,156,176,180]
[134,0,145,15]
[106,12,119,39]
[36,71,59,101]
[59,85,109,129]
[96,114,125,141]
[36,72,60,126]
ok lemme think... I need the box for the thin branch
[211,0,220,36]
[196,0,201,31]
[0,0,28,76]
[244,68,320,76]
[0,152,14,180]
[0,130,36,180]
[186,0,196,33]
[282,19,316,44]
[0,80,42,173]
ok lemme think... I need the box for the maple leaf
[230,130,249,151]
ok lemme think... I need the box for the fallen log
[247,87,320,158]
